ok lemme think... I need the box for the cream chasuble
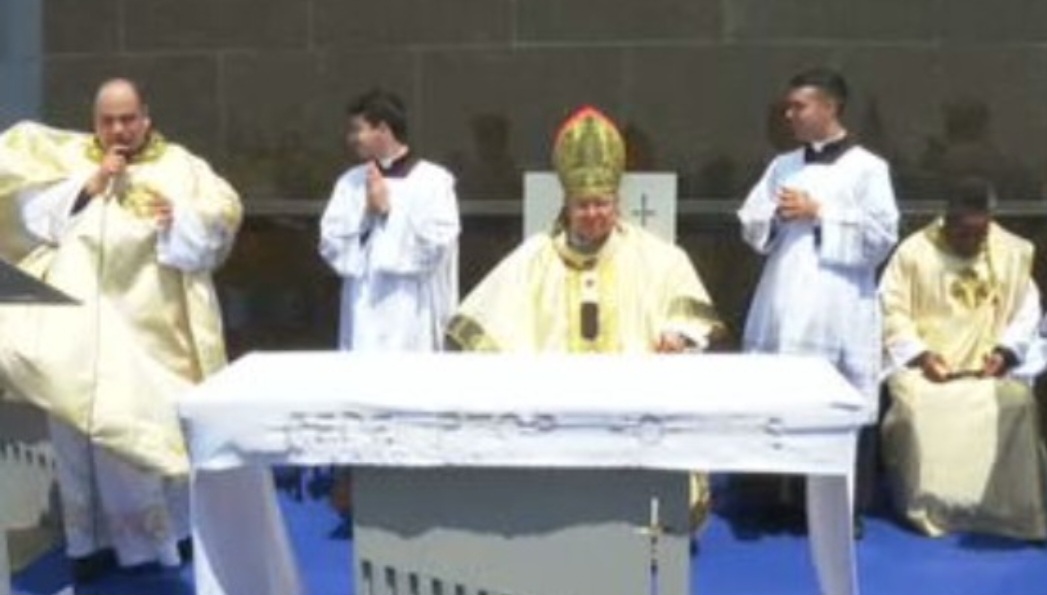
[448,222,722,354]
[0,121,241,478]
[881,220,1047,540]
[448,221,722,524]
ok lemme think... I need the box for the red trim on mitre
[555,106,618,143]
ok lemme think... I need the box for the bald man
[0,78,241,581]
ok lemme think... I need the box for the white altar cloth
[179,352,870,595]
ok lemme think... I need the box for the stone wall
[40,0,1047,202]
[0,0,42,126]
[37,0,1047,350]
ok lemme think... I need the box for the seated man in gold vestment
[881,176,1047,541]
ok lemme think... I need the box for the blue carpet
[11,548,70,595]
[698,510,1047,595]
[12,547,194,595]
[14,474,1047,595]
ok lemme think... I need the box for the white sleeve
[1001,280,1042,368]
[817,160,899,268]
[369,172,461,275]
[155,157,241,274]
[879,245,930,372]
[156,205,236,273]
[1018,314,1047,379]
[886,335,929,373]
[737,161,780,254]
[318,175,374,278]
[16,175,90,244]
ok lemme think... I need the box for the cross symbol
[636,496,666,595]
[630,193,657,226]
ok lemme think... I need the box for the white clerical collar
[376,148,418,178]
[809,130,848,152]
[378,146,410,169]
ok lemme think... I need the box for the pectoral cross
[636,496,665,595]
[631,193,657,226]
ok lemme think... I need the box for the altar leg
[353,467,691,595]
[807,473,857,595]
[807,457,858,595]
[191,466,302,595]
[1,527,10,595]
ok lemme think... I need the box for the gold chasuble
[881,220,1047,539]
[448,107,722,527]
[449,106,721,352]
[0,121,241,478]
[448,222,721,353]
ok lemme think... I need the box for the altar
[179,351,870,595]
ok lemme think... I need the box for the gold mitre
[553,106,625,200]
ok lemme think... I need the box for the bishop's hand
[654,332,688,354]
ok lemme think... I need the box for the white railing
[240,198,1047,218]
[0,440,55,531]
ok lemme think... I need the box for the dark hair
[347,89,408,142]
[788,68,848,114]
[945,176,996,216]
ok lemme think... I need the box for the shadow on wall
[224,130,344,200]
[894,97,1040,202]
[216,217,339,357]
[447,113,522,203]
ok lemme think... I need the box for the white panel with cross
[523,172,677,243]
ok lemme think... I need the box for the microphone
[106,146,132,198]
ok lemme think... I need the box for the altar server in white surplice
[319,89,459,517]
[737,68,899,529]
[320,89,460,353]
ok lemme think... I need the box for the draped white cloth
[179,352,870,595]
